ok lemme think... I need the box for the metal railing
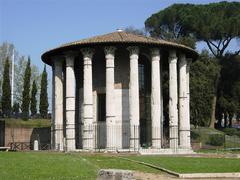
[76,123,167,151]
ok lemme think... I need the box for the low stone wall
[3,126,50,150]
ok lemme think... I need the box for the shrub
[222,128,238,136]
[191,131,200,141]
[207,134,224,146]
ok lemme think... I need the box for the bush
[222,128,240,137]
[222,128,238,136]
[191,131,200,141]
[207,134,224,146]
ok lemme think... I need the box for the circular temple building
[41,30,198,153]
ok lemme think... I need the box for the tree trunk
[229,113,233,128]
[209,66,221,129]
[209,95,217,128]
[224,113,228,128]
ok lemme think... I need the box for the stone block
[97,169,134,180]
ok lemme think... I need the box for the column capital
[150,48,160,56]
[168,50,177,64]
[64,51,77,67]
[104,46,116,56]
[64,51,78,59]
[179,53,187,67]
[150,48,160,61]
[51,56,64,66]
[127,46,139,56]
[81,48,95,59]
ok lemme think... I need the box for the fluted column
[179,54,189,149]
[81,48,94,150]
[104,46,116,150]
[65,53,76,151]
[150,48,162,149]
[127,46,140,150]
[51,64,55,149]
[186,58,192,149]
[53,58,64,151]
[168,50,178,150]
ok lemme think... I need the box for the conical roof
[42,31,198,64]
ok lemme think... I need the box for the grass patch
[0,152,160,180]
[127,155,240,173]
[1,118,51,128]
[1,151,240,179]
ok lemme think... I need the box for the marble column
[51,64,55,149]
[65,53,76,151]
[186,58,192,149]
[127,46,140,150]
[168,50,179,150]
[81,48,94,150]
[53,58,64,151]
[104,46,116,150]
[178,54,189,149]
[150,48,162,149]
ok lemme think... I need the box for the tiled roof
[42,31,198,65]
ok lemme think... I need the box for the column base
[82,124,94,150]
[66,138,76,152]
[179,129,191,149]
[169,125,178,149]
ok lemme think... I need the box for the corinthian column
[65,53,76,151]
[186,58,192,149]
[179,54,189,149]
[150,48,161,149]
[51,64,55,149]
[104,46,116,150]
[81,48,94,150]
[168,50,178,150]
[53,57,64,151]
[127,46,140,150]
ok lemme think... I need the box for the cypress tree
[2,57,11,117]
[30,80,37,117]
[12,102,20,118]
[21,57,31,120]
[39,65,48,118]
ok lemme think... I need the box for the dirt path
[133,171,239,180]
[133,171,177,180]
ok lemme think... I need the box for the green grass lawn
[1,152,240,179]
[0,152,159,180]
[127,155,240,173]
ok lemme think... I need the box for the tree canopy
[145,1,240,128]
[30,80,37,116]
[2,58,11,117]
[39,65,48,118]
[21,57,31,120]
[145,1,240,56]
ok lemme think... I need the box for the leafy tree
[0,43,41,104]
[21,57,31,120]
[39,65,48,118]
[2,57,11,117]
[12,102,19,118]
[30,80,37,117]
[145,3,196,48]
[145,1,240,127]
[190,51,220,127]
[217,55,240,127]
[124,26,147,36]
